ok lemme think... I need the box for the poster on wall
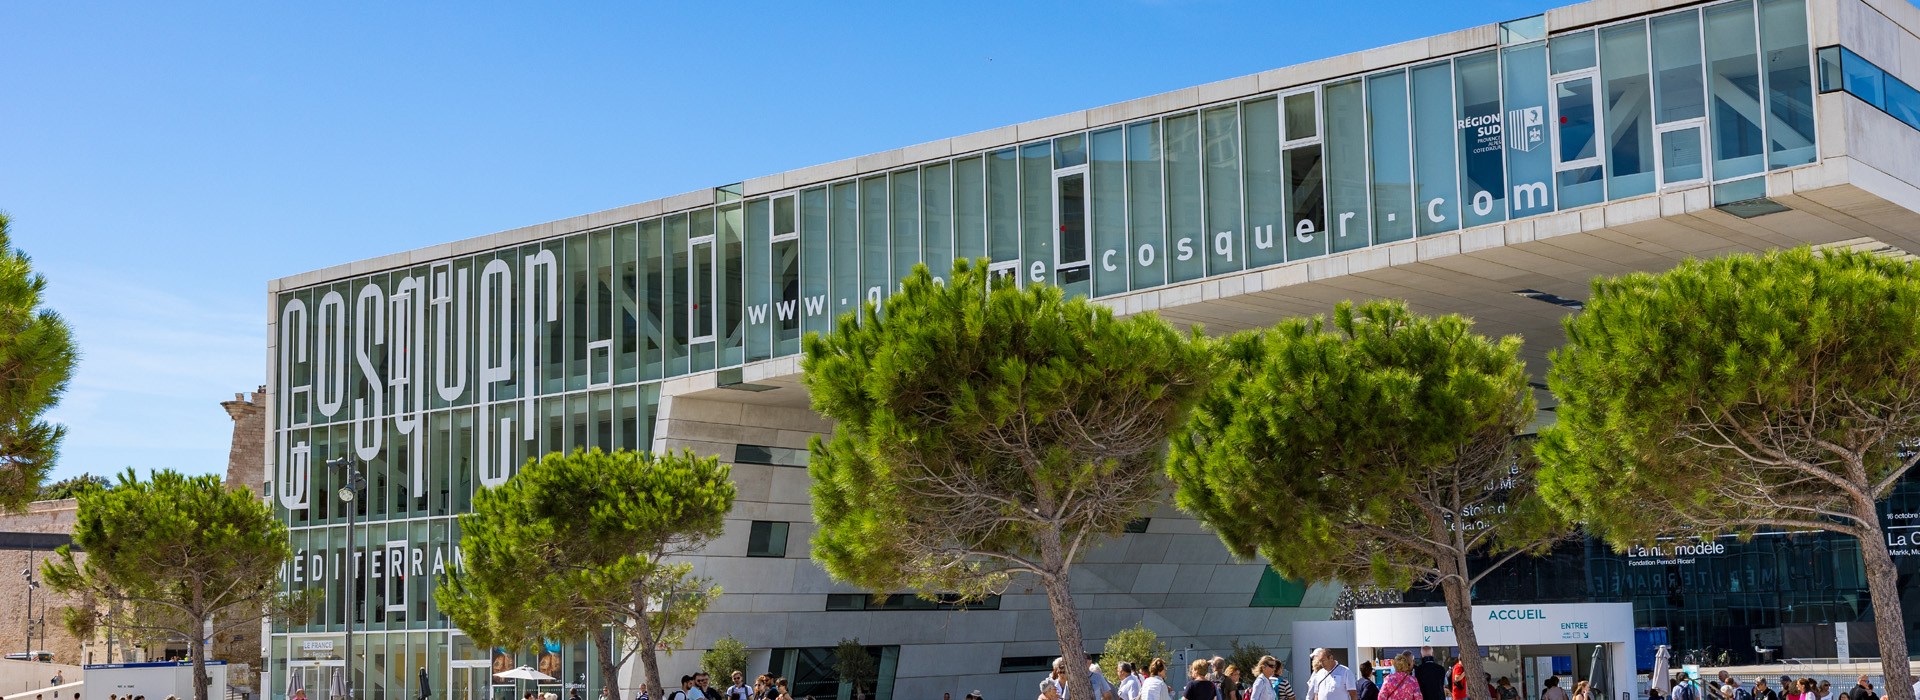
[538,641,563,682]
[491,648,514,686]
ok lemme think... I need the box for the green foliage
[1098,622,1170,673]
[803,259,1215,592]
[42,469,290,700]
[436,448,735,700]
[39,473,107,501]
[702,636,750,681]
[832,639,879,698]
[1169,300,1558,590]
[1225,639,1268,677]
[803,259,1213,700]
[1539,247,1920,544]
[0,213,77,511]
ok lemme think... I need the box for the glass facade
[268,0,1825,696]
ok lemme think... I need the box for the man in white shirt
[1117,663,1143,700]
[1307,649,1357,700]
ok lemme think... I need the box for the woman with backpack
[1378,653,1421,700]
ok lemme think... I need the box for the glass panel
[1368,71,1416,244]
[613,223,638,384]
[589,228,614,386]
[691,238,714,341]
[953,156,987,261]
[1203,106,1243,275]
[774,195,796,237]
[1817,46,1842,93]
[1662,127,1705,183]
[1889,78,1920,129]
[1090,127,1128,296]
[1602,21,1657,198]
[563,235,590,392]
[1759,0,1816,168]
[719,204,744,367]
[773,236,801,356]
[639,219,663,381]
[1457,51,1508,227]
[1841,47,1885,108]
[1325,80,1371,253]
[1558,78,1599,164]
[1284,145,1327,260]
[1502,42,1556,217]
[1557,165,1606,208]
[921,163,954,283]
[664,214,688,377]
[1411,62,1460,235]
[800,187,831,337]
[745,199,771,363]
[1057,172,1088,267]
[830,182,860,324]
[1705,0,1765,180]
[688,209,715,372]
[860,176,889,309]
[1242,97,1286,266]
[1284,92,1318,141]
[1652,10,1706,123]
[1126,121,1166,290]
[987,149,1020,266]
[1550,30,1596,73]
[1020,142,1053,287]
[1164,113,1205,282]
[890,169,920,290]
[1054,133,1087,169]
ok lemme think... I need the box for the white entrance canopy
[1349,603,1638,700]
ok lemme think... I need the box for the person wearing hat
[966,692,983,700]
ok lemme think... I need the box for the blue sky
[0,0,1559,483]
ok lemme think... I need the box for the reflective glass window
[719,204,744,367]
[1601,20,1657,198]
[664,214,688,377]
[1202,105,1244,275]
[1556,76,1606,207]
[1652,11,1706,123]
[1889,78,1920,129]
[563,234,592,391]
[799,187,831,337]
[588,228,614,386]
[1020,142,1053,287]
[1054,133,1087,169]
[613,223,638,383]
[1164,113,1206,282]
[1126,121,1167,289]
[1841,47,1884,108]
[772,235,801,357]
[921,163,954,282]
[1550,30,1596,74]
[987,149,1020,266]
[860,176,889,309]
[1759,0,1816,168]
[1502,42,1556,217]
[1284,92,1318,142]
[1705,0,1765,180]
[830,182,859,323]
[639,219,664,380]
[1324,79,1371,252]
[689,209,716,373]
[953,156,987,261]
[1368,70,1416,243]
[890,169,920,290]
[1055,169,1089,297]
[1411,62,1460,235]
[1089,127,1129,296]
[1457,51,1507,227]
[745,199,771,363]
[1242,97,1286,266]
[1283,144,1326,260]
[1662,127,1705,182]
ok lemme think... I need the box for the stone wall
[0,500,87,667]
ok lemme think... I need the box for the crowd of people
[1657,670,1909,700]
[1031,647,1360,700]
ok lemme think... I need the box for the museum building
[261,0,1920,698]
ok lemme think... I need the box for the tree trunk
[1440,574,1493,700]
[1039,530,1094,700]
[1856,500,1913,700]
[593,626,624,700]
[634,590,664,700]
[191,617,211,700]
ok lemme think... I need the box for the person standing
[1540,678,1569,700]
[1091,663,1119,700]
[1356,663,1378,700]
[1273,661,1298,700]
[1496,678,1519,700]
[1118,663,1143,700]
[1671,674,1698,700]
[1415,654,1446,700]
[1448,664,1467,700]
[1142,660,1173,700]
[1222,666,1243,700]
[1752,679,1777,700]
[1307,649,1356,700]
[1379,654,1420,700]
[1186,660,1218,700]
[727,673,750,700]
[1844,677,1874,700]
[1571,681,1590,700]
